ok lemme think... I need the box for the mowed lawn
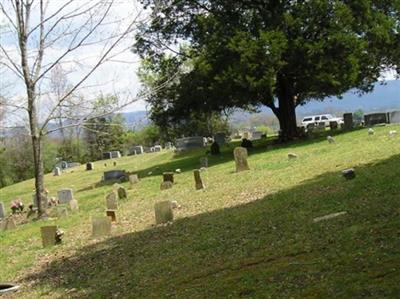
[0,125,399,298]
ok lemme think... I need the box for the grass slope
[0,126,399,298]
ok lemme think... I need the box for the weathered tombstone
[103,152,112,159]
[129,174,140,185]
[288,153,298,160]
[213,132,226,145]
[0,202,5,219]
[175,136,205,151]
[329,121,338,130]
[160,181,173,190]
[57,188,74,204]
[163,172,174,183]
[313,211,347,223]
[131,145,144,155]
[40,226,58,247]
[57,207,68,219]
[234,147,250,172]
[106,192,118,210]
[194,169,205,190]
[69,199,79,211]
[343,113,353,130]
[106,210,117,222]
[86,162,94,171]
[110,151,121,159]
[199,157,208,168]
[92,217,111,237]
[1,217,17,231]
[113,161,117,166]
[165,142,173,149]
[251,131,263,140]
[117,186,127,200]
[387,110,400,124]
[342,168,355,180]
[154,201,173,224]
[364,113,388,126]
[242,132,250,139]
[154,145,162,152]
[103,170,126,181]
[368,128,375,135]
[53,167,61,176]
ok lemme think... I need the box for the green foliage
[210,141,220,155]
[84,96,126,160]
[135,0,400,139]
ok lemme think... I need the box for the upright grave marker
[129,174,139,185]
[106,192,118,210]
[92,217,111,237]
[234,147,250,172]
[40,226,58,247]
[86,162,94,171]
[69,199,79,211]
[194,169,205,190]
[106,210,117,222]
[343,113,353,130]
[0,202,5,219]
[117,186,127,200]
[53,167,61,176]
[57,188,74,204]
[163,172,174,183]
[154,201,173,224]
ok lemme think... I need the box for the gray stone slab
[129,174,139,185]
[387,111,400,124]
[364,113,388,126]
[154,201,173,224]
[92,217,111,237]
[57,188,74,204]
[53,167,61,176]
[131,146,144,155]
[40,226,58,247]
[234,147,250,172]
[176,136,205,151]
[103,170,126,181]
[0,202,5,219]
[154,145,162,152]
[69,199,79,211]
[251,131,263,140]
[106,192,118,210]
[343,113,353,130]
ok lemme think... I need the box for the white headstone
[53,167,61,176]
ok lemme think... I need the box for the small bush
[210,142,220,155]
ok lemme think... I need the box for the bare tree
[0,0,146,217]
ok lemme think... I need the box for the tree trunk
[275,74,298,142]
[28,91,46,217]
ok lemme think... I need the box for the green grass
[1,125,400,298]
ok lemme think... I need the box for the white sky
[0,0,148,118]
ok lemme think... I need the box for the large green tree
[135,0,400,140]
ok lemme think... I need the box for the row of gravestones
[343,111,400,129]
[13,146,251,245]
[130,144,174,156]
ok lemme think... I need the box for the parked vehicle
[301,114,343,128]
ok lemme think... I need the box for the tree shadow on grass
[21,154,400,298]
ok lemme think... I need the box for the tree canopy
[135,0,400,140]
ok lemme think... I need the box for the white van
[301,114,343,128]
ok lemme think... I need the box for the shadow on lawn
[21,153,400,298]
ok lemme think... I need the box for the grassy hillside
[1,125,399,298]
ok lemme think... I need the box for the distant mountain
[297,79,400,115]
[120,110,149,130]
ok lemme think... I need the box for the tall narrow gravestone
[69,199,79,211]
[53,167,61,176]
[92,217,111,237]
[117,186,127,200]
[194,169,205,190]
[343,113,353,130]
[199,157,208,168]
[234,147,250,172]
[0,202,5,219]
[154,201,173,224]
[163,172,174,183]
[40,226,58,247]
[57,188,74,204]
[106,192,118,210]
